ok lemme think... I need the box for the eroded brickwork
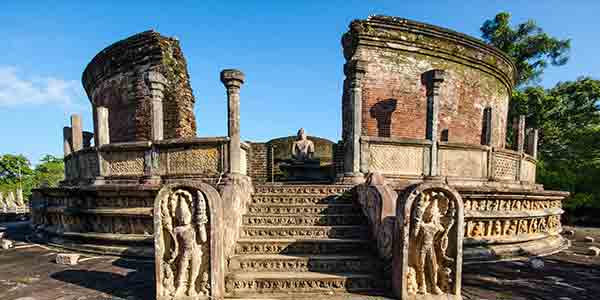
[342,16,515,149]
[82,30,196,143]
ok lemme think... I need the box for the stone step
[251,194,353,205]
[234,238,372,255]
[228,254,381,273]
[254,185,353,196]
[242,215,367,226]
[225,271,387,297]
[246,204,361,215]
[241,225,370,239]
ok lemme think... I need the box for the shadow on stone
[50,258,154,299]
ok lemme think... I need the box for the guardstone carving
[155,187,211,299]
[393,182,463,300]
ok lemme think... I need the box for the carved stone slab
[154,183,224,300]
[393,182,464,300]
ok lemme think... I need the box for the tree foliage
[0,154,64,201]
[481,12,571,87]
[481,13,600,218]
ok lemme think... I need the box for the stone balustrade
[63,137,251,185]
[360,136,537,184]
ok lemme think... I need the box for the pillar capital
[344,59,368,82]
[220,69,245,89]
[423,69,446,96]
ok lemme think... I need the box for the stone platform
[1,222,599,300]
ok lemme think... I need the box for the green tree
[481,12,571,87]
[0,154,64,201]
[481,13,600,219]
[33,155,64,188]
[0,154,35,199]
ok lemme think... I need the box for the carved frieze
[465,215,561,239]
[464,198,562,212]
[242,215,366,226]
[167,146,220,175]
[105,151,145,176]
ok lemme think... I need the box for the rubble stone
[55,253,81,265]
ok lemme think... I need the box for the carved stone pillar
[145,71,168,141]
[516,115,526,153]
[63,127,72,156]
[71,114,83,152]
[220,69,245,175]
[343,59,367,180]
[95,106,110,146]
[527,128,539,158]
[482,107,493,146]
[392,182,464,299]
[424,70,446,177]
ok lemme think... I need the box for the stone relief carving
[356,172,397,261]
[156,188,211,299]
[465,215,562,239]
[464,198,562,212]
[393,183,463,299]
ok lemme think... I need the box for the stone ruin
[0,189,29,221]
[31,16,569,299]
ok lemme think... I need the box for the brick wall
[342,16,515,149]
[249,143,268,182]
[82,30,196,143]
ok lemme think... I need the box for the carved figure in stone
[412,194,445,294]
[291,128,315,161]
[492,220,502,236]
[394,184,463,299]
[158,189,209,299]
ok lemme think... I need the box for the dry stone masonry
[32,15,571,299]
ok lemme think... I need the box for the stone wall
[342,16,515,149]
[82,30,196,143]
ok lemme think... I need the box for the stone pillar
[220,69,245,175]
[95,106,110,146]
[71,114,83,152]
[145,71,167,141]
[424,69,446,177]
[527,129,539,158]
[343,60,367,179]
[63,127,72,156]
[516,115,526,153]
[482,107,493,146]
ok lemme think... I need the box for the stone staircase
[225,184,388,298]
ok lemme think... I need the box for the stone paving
[0,222,598,300]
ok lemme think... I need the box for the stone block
[587,246,600,256]
[155,183,224,300]
[0,231,5,239]
[528,257,544,269]
[56,253,81,265]
[584,236,594,243]
[1,239,14,249]
[392,182,464,299]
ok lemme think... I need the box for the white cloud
[0,66,85,107]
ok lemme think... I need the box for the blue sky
[1,1,599,163]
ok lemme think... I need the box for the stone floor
[0,222,599,300]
